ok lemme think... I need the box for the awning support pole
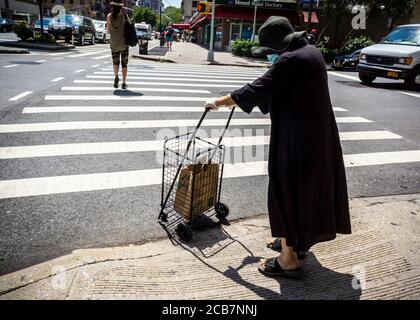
[251,0,259,42]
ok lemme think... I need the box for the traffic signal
[196,2,212,14]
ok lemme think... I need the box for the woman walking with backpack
[107,0,129,89]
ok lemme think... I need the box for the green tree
[132,7,157,27]
[164,6,183,24]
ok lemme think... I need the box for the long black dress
[231,41,351,253]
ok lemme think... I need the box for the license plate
[387,71,399,78]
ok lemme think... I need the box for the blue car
[0,18,14,32]
[332,49,362,70]
[34,18,51,33]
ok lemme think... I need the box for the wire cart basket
[158,108,235,242]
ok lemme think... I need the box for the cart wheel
[215,202,229,220]
[176,222,193,242]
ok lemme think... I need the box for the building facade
[189,0,301,51]
[1,0,39,20]
[181,0,198,23]
[135,0,161,14]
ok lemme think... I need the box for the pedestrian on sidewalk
[107,0,129,90]
[204,16,351,279]
[165,24,175,51]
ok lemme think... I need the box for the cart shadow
[159,214,235,258]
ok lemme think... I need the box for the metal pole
[38,0,44,36]
[307,0,313,31]
[207,0,216,62]
[251,1,258,42]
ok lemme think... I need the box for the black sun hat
[110,0,124,7]
[252,16,307,56]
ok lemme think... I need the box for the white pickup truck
[357,24,420,90]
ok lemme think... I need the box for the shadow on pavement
[164,222,362,299]
[112,90,144,96]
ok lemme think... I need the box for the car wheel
[78,34,85,46]
[359,73,376,85]
[404,67,420,91]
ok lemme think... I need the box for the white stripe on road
[121,65,265,73]
[92,54,111,60]
[53,57,63,60]
[8,91,32,102]
[339,131,401,140]
[74,69,85,73]
[86,75,250,83]
[328,71,360,81]
[60,86,211,94]
[45,95,213,101]
[74,79,242,88]
[101,68,264,77]
[336,117,372,123]
[399,91,420,99]
[94,71,258,80]
[68,49,109,58]
[49,52,72,56]
[1,150,419,199]
[22,106,347,114]
[35,60,47,63]
[344,150,420,167]
[51,77,65,82]
[334,107,348,112]
[0,132,402,159]
[3,64,19,68]
[0,118,271,133]
[92,64,100,68]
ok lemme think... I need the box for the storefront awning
[172,23,190,29]
[190,14,209,29]
[303,11,319,23]
[215,5,299,24]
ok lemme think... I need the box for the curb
[0,41,75,51]
[0,47,29,54]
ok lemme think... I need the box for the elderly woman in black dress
[205,17,351,279]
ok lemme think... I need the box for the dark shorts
[112,48,129,68]
[166,36,173,42]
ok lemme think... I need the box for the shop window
[192,1,198,8]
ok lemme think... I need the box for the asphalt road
[0,43,419,274]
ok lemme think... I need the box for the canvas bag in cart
[174,161,219,220]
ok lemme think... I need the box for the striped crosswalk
[0,62,419,201]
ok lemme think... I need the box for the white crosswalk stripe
[0,63,418,201]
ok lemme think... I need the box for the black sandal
[258,257,303,279]
[266,238,307,259]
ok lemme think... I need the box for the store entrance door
[230,23,241,41]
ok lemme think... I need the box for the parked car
[357,24,420,90]
[135,22,152,40]
[49,14,96,45]
[332,49,362,70]
[93,20,110,43]
[34,18,51,33]
[0,18,14,32]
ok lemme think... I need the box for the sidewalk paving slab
[0,193,419,300]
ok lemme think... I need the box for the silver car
[93,20,110,43]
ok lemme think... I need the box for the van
[357,24,420,90]
[134,22,152,40]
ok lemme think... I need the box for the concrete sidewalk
[0,193,419,300]
[133,42,269,68]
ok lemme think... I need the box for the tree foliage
[132,7,157,27]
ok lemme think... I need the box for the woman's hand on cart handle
[204,95,236,112]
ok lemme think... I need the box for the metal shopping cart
[158,108,235,242]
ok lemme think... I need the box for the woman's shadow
[175,228,362,300]
[221,253,362,300]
